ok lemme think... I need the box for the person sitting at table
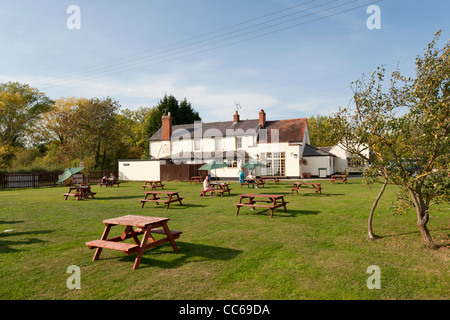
[108,173,116,186]
[101,175,107,184]
[202,175,215,196]
[246,171,257,188]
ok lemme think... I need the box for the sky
[0,0,449,123]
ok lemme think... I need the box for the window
[227,159,238,168]
[347,156,365,167]
[194,138,201,151]
[214,137,222,151]
[235,137,242,149]
[260,152,285,176]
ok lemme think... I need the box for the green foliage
[308,115,338,147]
[0,82,53,167]
[331,31,449,246]
[145,94,201,138]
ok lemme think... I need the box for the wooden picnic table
[85,215,182,270]
[202,182,233,197]
[291,182,322,196]
[261,176,280,184]
[235,193,289,219]
[189,176,203,184]
[139,191,184,209]
[62,185,96,200]
[330,174,347,184]
[142,180,165,190]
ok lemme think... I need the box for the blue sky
[1,0,449,123]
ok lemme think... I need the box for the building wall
[303,156,334,177]
[118,160,160,181]
[329,144,369,173]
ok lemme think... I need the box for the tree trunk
[409,190,435,248]
[368,178,388,240]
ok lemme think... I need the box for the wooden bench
[86,229,182,255]
[62,192,80,200]
[239,179,265,188]
[201,189,224,197]
[99,181,120,187]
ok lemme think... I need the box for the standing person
[238,167,245,185]
[246,171,256,188]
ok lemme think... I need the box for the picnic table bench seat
[86,240,139,255]
[239,179,265,188]
[99,181,120,187]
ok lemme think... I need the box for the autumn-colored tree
[0,82,53,168]
[38,97,120,169]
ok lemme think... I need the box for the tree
[145,94,201,138]
[332,31,449,247]
[37,97,120,169]
[0,82,53,167]
[308,115,338,147]
[115,107,152,159]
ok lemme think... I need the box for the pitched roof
[149,117,308,144]
[262,118,307,143]
[149,119,260,141]
[303,144,336,157]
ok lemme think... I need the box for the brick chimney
[162,112,172,140]
[259,109,266,128]
[233,110,240,123]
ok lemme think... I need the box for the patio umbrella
[57,167,85,184]
[198,161,228,181]
[241,162,264,169]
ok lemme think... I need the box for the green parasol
[57,167,85,184]
[199,161,228,181]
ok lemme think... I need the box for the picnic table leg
[236,196,243,215]
[176,194,183,206]
[132,227,151,270]
[162,221,179,253]
[93,224,112,261]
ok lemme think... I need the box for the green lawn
[0,178,448,300]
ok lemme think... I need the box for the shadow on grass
[0,229,53,253]
[236,208,320,218]
[117,241,243,269]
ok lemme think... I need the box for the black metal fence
[0,170,118,190]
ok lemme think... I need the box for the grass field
[0,178,448,300]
